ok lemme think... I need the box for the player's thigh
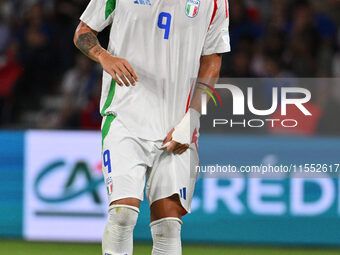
[102,116,150,207]
[150,194,183,222]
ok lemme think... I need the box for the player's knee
[151,217,182,254]
[108,205,139,227]
[151,217,182,238]
[102,205,139,255]
[104,205,139,243]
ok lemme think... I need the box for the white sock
[151,217,182,255]
[102,205,139,255]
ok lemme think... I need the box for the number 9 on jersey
[158,12,172,40]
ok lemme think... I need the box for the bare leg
[150,194,184,255]
[110,197,140,208]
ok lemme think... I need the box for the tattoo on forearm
[93,47,103,57]
[76,32,101,56]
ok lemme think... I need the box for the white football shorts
[101,115,199,214]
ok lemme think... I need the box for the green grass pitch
[1,241,340,255]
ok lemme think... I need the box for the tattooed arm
[74,21,138,86]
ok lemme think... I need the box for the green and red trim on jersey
[209,0,229,30]
[105,0,116,19]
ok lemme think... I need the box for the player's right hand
[98,51,139,86]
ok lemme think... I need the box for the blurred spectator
[55,54,98,129]
[55,0,89,72]
[227,50,256,77]
[263,55,294,78]
[80,78,102,130]
[229,0,263,51]
[0,11,9,55]
[286,2,320,77]
[11,2,56,120]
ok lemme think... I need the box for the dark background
[0,0,339,134]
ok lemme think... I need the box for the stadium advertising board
[1,131,338,244]
[24,131,107,241]
[184,136,340,245]
[0,132,24,238]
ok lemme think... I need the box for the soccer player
[74,0,230,254]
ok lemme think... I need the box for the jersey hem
[79,17,103,33]
[202,46,231,56]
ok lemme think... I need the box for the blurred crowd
[0,0,339,135]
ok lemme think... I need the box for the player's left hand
[162,129,190,155]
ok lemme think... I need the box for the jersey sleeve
[80,0,116,32]
[202,0,231,56]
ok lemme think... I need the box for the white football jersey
[80,0,230,141]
